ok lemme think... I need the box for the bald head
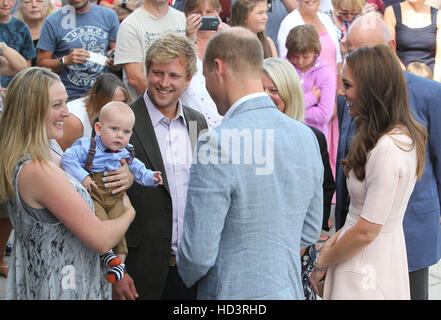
[99,101,135,125]
[347,13,395,54]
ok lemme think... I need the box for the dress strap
[431,7,438,26]
[393,3,402,25]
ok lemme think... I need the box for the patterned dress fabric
[6,155,111,300]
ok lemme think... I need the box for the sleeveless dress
[323,133,415,299]
[393,4,438,72]
[5,155,111,299]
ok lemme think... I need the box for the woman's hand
[310,269,326,297]
[320,229,342,259]
[102,159,134,194]
[186,13,202,42]
[217,18,230,32]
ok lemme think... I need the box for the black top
[393,3,438,72]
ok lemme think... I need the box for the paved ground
[2,210,441,300]
[2,249,441,300]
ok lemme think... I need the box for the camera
[200,16,219,31]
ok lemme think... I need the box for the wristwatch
[58,56,65,68]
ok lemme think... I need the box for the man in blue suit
[335,13,441,300]
[177,27,324,299]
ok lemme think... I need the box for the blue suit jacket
[177,95,324,299]
[335,72,441,272]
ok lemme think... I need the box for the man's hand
[112,273,139,300]
[106,48,121,70]
[64,48,90,65]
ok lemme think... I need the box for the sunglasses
[336,8,360,18]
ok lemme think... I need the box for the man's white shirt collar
[222,92,268,122]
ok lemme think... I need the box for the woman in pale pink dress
[310,45,427,299]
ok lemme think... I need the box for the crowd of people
[0,0,441,301]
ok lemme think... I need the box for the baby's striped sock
[106,263,125,284]
[100,251,122,267]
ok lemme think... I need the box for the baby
[61,101,162,283]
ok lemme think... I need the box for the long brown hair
[230,0,273,58]
[342,44,427,181]
[84,73,131,120]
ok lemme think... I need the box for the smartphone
[200,16,219,31]
[267,0,272,12]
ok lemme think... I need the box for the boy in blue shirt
[62,101,162,283]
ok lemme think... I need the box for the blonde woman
[15,0,56,66]
[262,57,335,299]
[325,0,366,56]
[0,67,135,299]
[231,0,278,58]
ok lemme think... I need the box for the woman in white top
[57,72,131,151]
[277,0,342,63]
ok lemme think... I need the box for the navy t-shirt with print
[0,17,36,88]
[37,4,119,99]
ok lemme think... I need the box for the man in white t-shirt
[114,0,186,100]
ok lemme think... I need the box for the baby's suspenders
[83,138,135,173]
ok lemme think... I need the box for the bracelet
[0,42,7,56]
[313,261,327,272]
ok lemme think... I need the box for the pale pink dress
[323,132,414,300]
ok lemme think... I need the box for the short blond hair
[145,33,197,80]
[16,0,56,22]
[204,27,263,76]
[406,61,433,79]
[332,0,365,13]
